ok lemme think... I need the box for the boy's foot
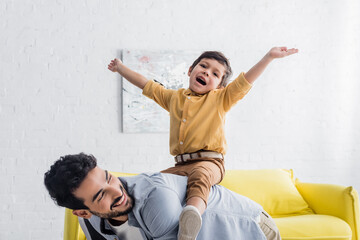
[178,205,202,240]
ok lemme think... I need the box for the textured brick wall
[1,0,359,239]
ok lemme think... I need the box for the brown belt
[175,151,223,163]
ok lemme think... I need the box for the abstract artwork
[122,50,199,133]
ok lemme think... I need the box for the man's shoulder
[147,172,187,182]
[134,172,188,188]
[121,172,186,181]
[121,172,187,195]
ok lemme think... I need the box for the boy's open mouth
[196,77,206,86]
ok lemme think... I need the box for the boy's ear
[72,209,93,219]
[187,67,193,76]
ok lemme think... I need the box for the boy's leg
[184,160,224,208]
[186,196,206,215]
[161,159,224,240]
[161,159,224,208]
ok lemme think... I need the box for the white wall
[1,0,359,239]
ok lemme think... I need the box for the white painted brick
[31,230,60,240]
[0,176,13,193]
[0,228,18,240]
[1,0,360,239]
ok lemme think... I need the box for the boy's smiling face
[188,58,226,94]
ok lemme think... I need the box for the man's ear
[188,66,193,76]
[72,209,93,219]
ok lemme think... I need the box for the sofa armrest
[296,180,359,240]
[64,208,86,240]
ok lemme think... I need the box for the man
[44,153,281,240]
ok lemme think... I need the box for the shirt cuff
[234,72,252,92]
[241,72,252,86]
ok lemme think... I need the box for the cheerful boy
[108,47,297,240]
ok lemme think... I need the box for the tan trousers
[259,211,282,240]
[161,158,224,206]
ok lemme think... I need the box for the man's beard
[90,189,134,219]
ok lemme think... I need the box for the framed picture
[121,50,199,133]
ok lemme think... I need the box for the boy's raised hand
[108,58,122,72]
[107,57,148,89]
[244,46,299,84]
[267,47,298,59]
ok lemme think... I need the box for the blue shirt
[82,173,266,240]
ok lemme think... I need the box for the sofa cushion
[219,169,313,217]
[274,214,352,240]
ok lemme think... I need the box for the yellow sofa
[63,169,359,240]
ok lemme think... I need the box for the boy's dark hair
[190,51,233,87]
[44,153,97,210]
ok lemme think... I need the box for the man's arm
[108,58,149,89]
[244,47,298,84]
[140,187,183,239]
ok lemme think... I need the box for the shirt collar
[184,88,206,96]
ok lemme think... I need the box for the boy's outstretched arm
[244,47,298,84]
[108,58,149,89]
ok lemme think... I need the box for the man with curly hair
[45,153,280,240]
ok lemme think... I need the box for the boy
[108,47,297,240]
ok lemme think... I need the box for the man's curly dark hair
[44,153,97,210]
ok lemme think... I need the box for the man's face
[73,166,133,221]
[188,58,226,94]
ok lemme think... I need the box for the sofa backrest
[219,169,313,217]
